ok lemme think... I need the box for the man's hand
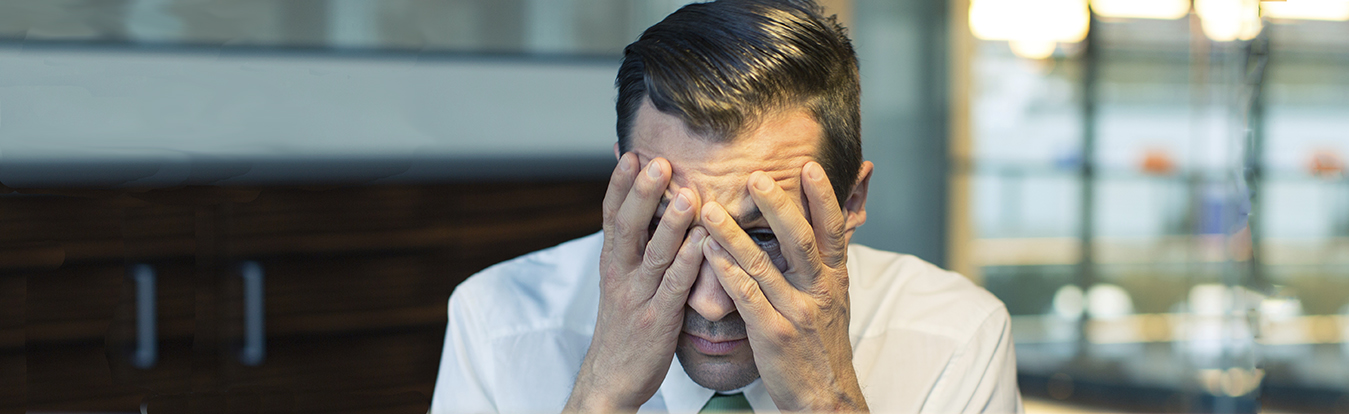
[565,153,706,413]
[699,161,868,412]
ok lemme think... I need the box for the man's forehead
[629,99,819,223]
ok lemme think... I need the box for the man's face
[629,99,823,391]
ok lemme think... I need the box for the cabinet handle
[131,264,157,369]
[239,261,266,366]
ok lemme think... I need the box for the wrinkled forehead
[629,156,756,220]
[628,101,822,222]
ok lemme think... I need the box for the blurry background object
[1196,0,1263,41]
[1263,0,1349,21]
[952,0,1349,411]
[1308,149,1345,178]
[1091,0,1192,20]
[969,0,1090,58]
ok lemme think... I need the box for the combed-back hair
[616,0,862,206]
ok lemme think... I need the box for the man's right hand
[564,153,705,413]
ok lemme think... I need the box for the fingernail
[807,162,825,181]
[690,228,705,243]
[703,205,726,224]
[751,172,772,192]
[707,239,722,252]
[619,155,632,171]
[646,160,662,179]
[672,192,691,212]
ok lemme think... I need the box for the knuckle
[614,218,640,239]
[635,308,658,331]
[634,178,662,199]
[814,292,838,313]
[642,243,674,271]
[792,306,817,327]
[600,260,621,279]
[734,278,760,302]
[823,213,846,234]
[671,245,700,271]
[713,255,738,274]
[599,272,622,293]
[773,196,794,215]
[790,230,816,256]
[602,202,619,223]
[656,278,688,302]
[743,253,775,277]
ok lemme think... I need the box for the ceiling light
[1195,0,1263,41]
[1263,0,1349,21]
[1091,0,1191,19]
[970,0,1089,58]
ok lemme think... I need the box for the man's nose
[687,259,736,321]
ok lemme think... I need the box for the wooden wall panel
[5,180,608,412]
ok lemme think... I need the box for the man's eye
[748,229,788,272]
[747,230,778,245]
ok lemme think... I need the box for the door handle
[239,260,266,366]
[131,263,157,369]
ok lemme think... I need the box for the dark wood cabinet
[3,181,607,413]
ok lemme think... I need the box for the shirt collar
[656,357,779,414]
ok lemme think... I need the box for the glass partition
[966,2,1348,411]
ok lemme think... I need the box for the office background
[1,0,1345,412]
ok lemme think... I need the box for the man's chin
[674,347,760,391]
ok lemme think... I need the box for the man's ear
[842,161,874,236]
[614,142,621,161]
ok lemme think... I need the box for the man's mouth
[683,332,747,356]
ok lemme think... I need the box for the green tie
[699,392,752,413]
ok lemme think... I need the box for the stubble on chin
[675,310,760,391]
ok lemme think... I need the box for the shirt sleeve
[921,305,1023,414]
[430,289,497,414]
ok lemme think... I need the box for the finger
[746,171,822,287]
[802,161,847,268]
[640,188,698,279]
[613,158,671,267]
[602,153,640,245]
[702,237,787,328]
[700,201,797,305]
[652,226,707,310]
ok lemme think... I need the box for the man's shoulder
[448,232,603,335]
[847,244,1009,345]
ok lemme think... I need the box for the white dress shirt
[431,232,1022,413]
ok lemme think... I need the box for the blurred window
[1,0,701,55]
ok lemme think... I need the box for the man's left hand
[699,161,868,412]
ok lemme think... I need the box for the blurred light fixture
[969,0,1090,59]
[1091,0,1191,19]
[1008,40,1058,59]
[1195,0,1264,41]
[1052,285,1085,320]
[1263,0,1349,21]
[1085,284,1134,320]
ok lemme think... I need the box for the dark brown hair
[616,0,862,205]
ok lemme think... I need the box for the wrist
[563,390,621,414]
[823,375,869,412]
[565,360,631,414]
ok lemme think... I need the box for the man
[431,1,1021,412]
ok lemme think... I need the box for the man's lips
[684,332,747,355]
